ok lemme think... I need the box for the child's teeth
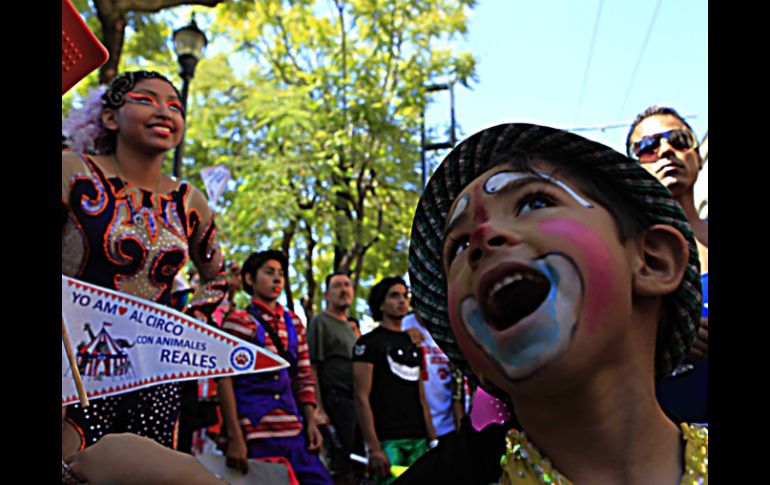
[490,273,525,298]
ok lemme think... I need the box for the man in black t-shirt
[353,277,436,484]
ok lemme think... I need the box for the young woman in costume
[62,71,227,454]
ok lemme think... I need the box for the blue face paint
[459,253,582,380]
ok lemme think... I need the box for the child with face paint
[407,123,706,484]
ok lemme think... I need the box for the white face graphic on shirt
[386,345,421,381]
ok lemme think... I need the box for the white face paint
[447,194,470,229]
[484,171,594,208]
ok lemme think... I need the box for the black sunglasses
[629,129,697,160]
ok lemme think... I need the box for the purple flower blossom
[62,86,107,154]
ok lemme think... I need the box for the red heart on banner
[118,307,128,316]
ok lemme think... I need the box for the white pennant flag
[200,165,231,204]
[61,275,288,406]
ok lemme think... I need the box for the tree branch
[299,219,318,319]
[274,14,307,78]
[93,0,223,84]
[280,219,298,311]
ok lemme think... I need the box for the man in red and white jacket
[218,250,332,485]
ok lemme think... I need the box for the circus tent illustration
[77,323,132,378]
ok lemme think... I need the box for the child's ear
[243,272,254,288]
[632,224,688,297]
[101,108,118,131]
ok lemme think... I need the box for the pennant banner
[200,165,231,205]
[61,275,288,406]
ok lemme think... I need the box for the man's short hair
[368,277,407,322]
[325,271,351,293]
[240,250,288,295]
[625,105,697,158]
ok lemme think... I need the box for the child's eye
[445,235,470,265]
[516,193,555,215]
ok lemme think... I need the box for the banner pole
[62,316,89,407]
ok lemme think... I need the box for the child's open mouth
[457,252,583,379]
[478,263,551,331]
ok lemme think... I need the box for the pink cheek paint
[539,218,618,333]
[447,286,499,378]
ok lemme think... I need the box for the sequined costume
[499,423,708,485]
[62,153,227,449]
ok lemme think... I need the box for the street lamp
[172,16,207,179]
[420,82,457,190]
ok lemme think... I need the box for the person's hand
[368,449,391,478]
[64,433,220,484]
[62,415,83,458]
[688,317,708,359]
[306,421,324,452]
[315,407,330,427]
[225,434,249,474]
[405,327,424,345]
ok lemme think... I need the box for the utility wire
[567,113,697,133]
[575,0,604,123]
[619,0,663,114]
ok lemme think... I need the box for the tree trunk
[94,0,126,84]
[299,220,317,320]
[91,0,225,84]
[280,219,298,312]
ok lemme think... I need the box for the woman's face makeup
[126,91,185,116]
[442,162,632,386]
[110,78,185,150]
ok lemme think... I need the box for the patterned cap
[408,123,701,385]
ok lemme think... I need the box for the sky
[378,0,708,328]
[185,0,707,169]
[425,0,708,156]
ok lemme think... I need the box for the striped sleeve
[222,309,257,341]
[290,311,317,407]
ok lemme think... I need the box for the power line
[567,113,697,133]
[575,0,604,122]
[619,0,663,114]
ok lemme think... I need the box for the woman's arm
[184,186,227,323]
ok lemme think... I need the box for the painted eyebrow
[131,89,181,101]
[443,175,541,237]
[443,172,593,237]
[487,171,593,208]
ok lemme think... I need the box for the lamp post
[420,82,457,190]
[172,16,207,179]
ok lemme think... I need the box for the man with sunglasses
[627,105,708,424]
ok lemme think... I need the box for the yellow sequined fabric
[499,429,571,485]
[680,423,708,485]
[499,423,708,485]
